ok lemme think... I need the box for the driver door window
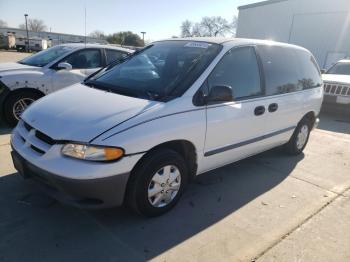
[51,49,102,92]
[62,49,102,71]
[207,46,262,100]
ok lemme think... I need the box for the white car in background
[322,60,350,108]
[0,43,133,125]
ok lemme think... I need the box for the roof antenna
[84,5,87,46]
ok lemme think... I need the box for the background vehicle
[0,43,133,125]
[0,33,16,50]
[322,60,350,111]
[10,38,323,217]
[15,37,49,52]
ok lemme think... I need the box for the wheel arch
[131,139,198,181]
[301,111,317,127]
[1,87,45,120]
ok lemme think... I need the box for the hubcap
[148,165,181,208]
[13,98,35,120]
[296,125,309,150]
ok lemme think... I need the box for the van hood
[21,83,160,142]
[0,62,41,73]
[322,74,350,85]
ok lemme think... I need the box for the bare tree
[192,23,204,37]
[19,18,47,32]
[229,16,238,37]
[200,16,231,37]
[181,20,193,37]
[89,30,105,39]
[180,16,236,38]
[0,19,7,28]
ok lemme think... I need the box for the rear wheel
[285,118,312,155]
[126,149,188,217]
[4,90,42,126]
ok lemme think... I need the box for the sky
[0,0,257,41]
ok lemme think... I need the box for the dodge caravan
[10,38,323,216]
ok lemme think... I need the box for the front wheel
[285,119,312,155]
[4,91,42,126]
[126,149,188,217]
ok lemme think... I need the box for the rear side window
[105,49,128,64]
[208,46,262,100]
[295,50,322,89]
[257,45,321,95]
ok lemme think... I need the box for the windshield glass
[327,62,350,75]
[86,41,222,101]
[19,45,75,67]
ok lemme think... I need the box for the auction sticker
[184,42,211,48]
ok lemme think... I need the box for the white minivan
[0,43,132,126]
[10,38,323,216]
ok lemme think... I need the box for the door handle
[268,103,278,112]
[254,106,265,116]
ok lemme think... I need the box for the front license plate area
[336,96,350,104]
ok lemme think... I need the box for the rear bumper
[11,149,130,209]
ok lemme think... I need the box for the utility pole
[24,14,29,52]
[141,31,146,46]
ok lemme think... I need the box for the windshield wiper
[84,80,144,99]
[145,90,163,101]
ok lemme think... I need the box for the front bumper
[0,80,10,120]
[322,94,350,114]
[11,148,130,209]
[313,118,320,129]
[323,94,350,105]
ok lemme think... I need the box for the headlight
[61,143,124,162]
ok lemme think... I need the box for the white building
[236,0,350,69]
[0,27,108,47]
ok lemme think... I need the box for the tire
[285,118,312,155]
[126,149,188,217]
[3,90,42,126]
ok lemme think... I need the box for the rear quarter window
[257,45,321,96]
[106,49,128,64]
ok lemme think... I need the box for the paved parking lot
[0,51,30,63]
[0,51,349,261]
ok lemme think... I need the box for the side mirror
[320,69,326,74]
[207,85,233,103]
[57,62,72,71]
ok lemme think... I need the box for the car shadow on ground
[0,147,304,261]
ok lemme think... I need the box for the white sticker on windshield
[184,42,211,49]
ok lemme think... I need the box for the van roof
[158,37,309,52]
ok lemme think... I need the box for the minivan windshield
[19,45,75,67]
[85,41,222,101]
[326,62,350,75]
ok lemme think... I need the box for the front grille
[24,121,32,131]
[324,82,350,96]
[15,120,56,155]
[30,145,45,154]
[35,130,55,145]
